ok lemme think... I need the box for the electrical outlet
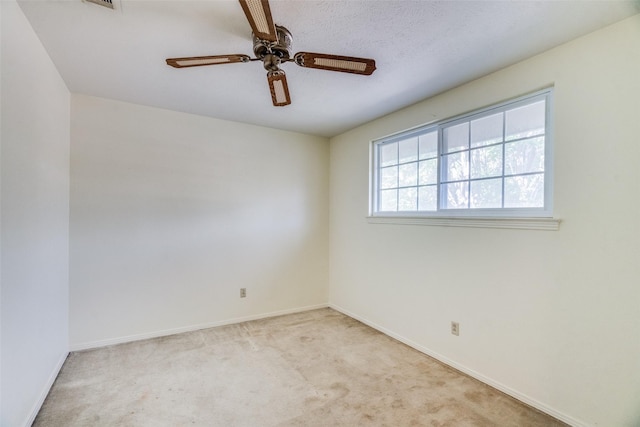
[451,321,459,336]
[240,288,246,298]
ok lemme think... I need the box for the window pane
[470,178,502,208]
[470,145,503,179]
[398,188,418,211]
[441,152,469,182]
[471,112,503,148]
[443,122,469,153]
[418,186,437,211]
[505,101,545,141]
[380,166,398,189]
[379,142,398,167]
[419,131,438,159]
[418,159,437,185]
[398,163,418,187]
[399,137,418,163]
[442,182,469,209]
[504,174,544,207]
[380,189,398,211]
[504,137,544,175]
[374,91,551,216]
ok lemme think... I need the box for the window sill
[367,215,560,231]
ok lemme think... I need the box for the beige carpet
[34,308,567,426]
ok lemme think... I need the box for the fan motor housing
[253,25,292,60]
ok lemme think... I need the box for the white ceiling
[18,0,639,137]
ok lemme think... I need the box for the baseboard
[23,351,69,427]
[70,303,329,351]
[329,303,588,427]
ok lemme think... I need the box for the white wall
[0,1,70,426]
[329,14,640,427]
[70,95,329,348]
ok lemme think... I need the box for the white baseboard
[329,303,588,427]
[70,303,329,351]
[23,351,69,427]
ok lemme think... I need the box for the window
[371,89,553,219]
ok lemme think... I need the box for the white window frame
[369,89,559,230]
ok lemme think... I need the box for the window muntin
[372,90,553,217]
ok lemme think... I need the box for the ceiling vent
[85,0,114,9]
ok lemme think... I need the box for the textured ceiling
[17,0,640,137]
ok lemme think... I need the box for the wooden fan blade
[267,71,291,107]
[239,0,277,42]
[166,54,250,68]
[294,52,376,75]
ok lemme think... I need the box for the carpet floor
[34,308,567,426]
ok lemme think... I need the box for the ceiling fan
[166,0,377,107]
